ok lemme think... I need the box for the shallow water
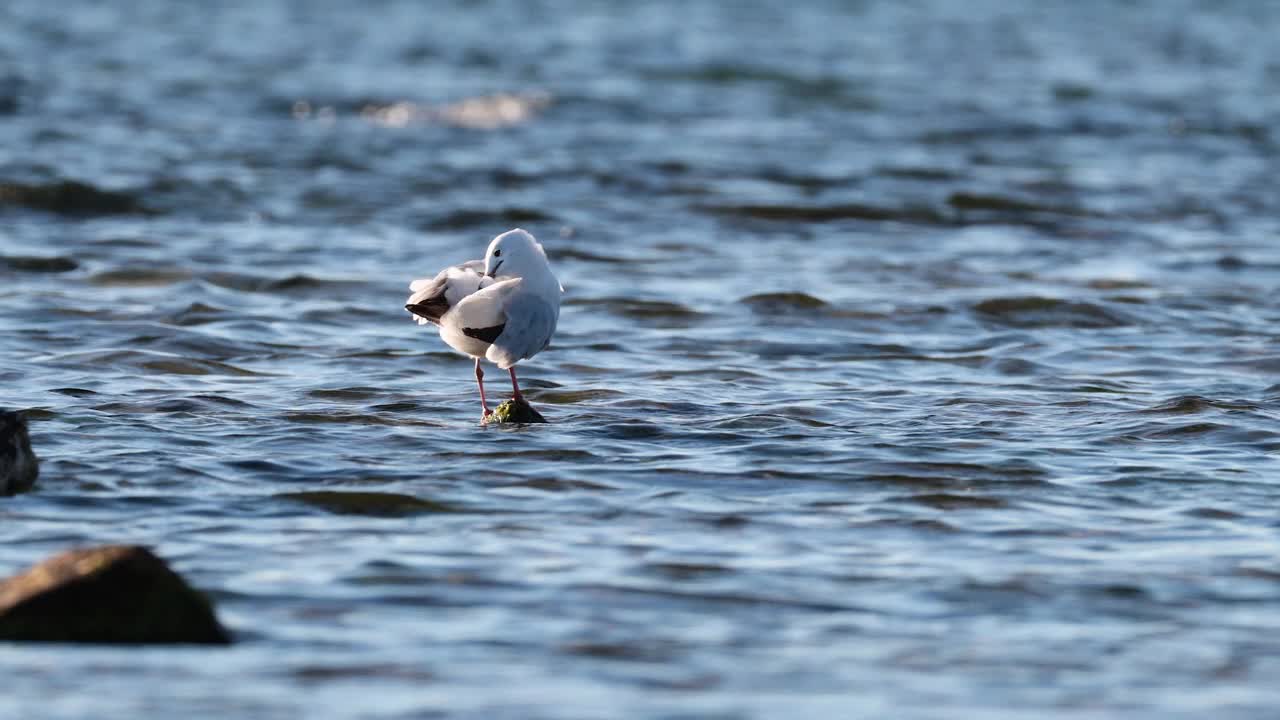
[3,0,1280,717]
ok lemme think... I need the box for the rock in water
[0,545,231,644]
[0,410,38,496]
[484,397,548,425]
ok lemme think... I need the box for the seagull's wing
[406,260,487,325]
[444,278,519,339]
[485,289,559,369]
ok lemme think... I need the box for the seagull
[405,228,562,420]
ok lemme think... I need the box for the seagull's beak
[486,260,503,278]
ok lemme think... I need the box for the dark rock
[0,545,231,644]
[0,410,38,496]
[485,397,548,424]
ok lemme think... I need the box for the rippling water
[3,1,1280,717]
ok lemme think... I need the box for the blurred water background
[2,1,1280,717]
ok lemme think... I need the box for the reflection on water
[3,0,1280,717]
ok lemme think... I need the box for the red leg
[475,360,492,417]
[508,366,523,402]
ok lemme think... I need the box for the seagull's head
[484,228,548,279]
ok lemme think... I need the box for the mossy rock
[0,545,231,644]
[484,397,547,425]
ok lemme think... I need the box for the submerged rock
[485,397,548,425]
[0,410,38,496]
[0,545,231,644]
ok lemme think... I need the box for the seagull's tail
[405,297,449,325]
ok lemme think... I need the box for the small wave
[757,167,858,190]
[587,420,671,440]
[551,248,631,264]
[277,491,457,517]
[268,274,353,292]
[501,477,616,492]
[704,414,791,431]
[973,296,1130,328]
[1132,422,1258,442]
[452,448,598,462]
[1085,278,1152,290]
[533,389,624,404]
[165,302,228,326]
[92,398,215,414]
[308,387,384,401]
[0,255,78,273]
[202,271,360,294]
[740,292,828,312]
[947,191,1096,218]
[284,411,406,426]
[985,357,1044,376]
[745,340,910,360]
[865,459,1047,488]
[648,64,872,109]
[189,394,254,408]
[50,388,97,397]
[559,639,683,663]
[920,122,1052,144]
[426,207,555,230]
[568,297,704,321]
[904,493,1008,510]
[698,202,949,225]
[1141,395,1259,414]
[1052,82,1095,101]
[0,74,22,114]
[644,368,768,384]
[141,358,262,376]
[874,165,964,181]
[89,267,191,287]
[1184,507,1243,520]
[45,349,263,377]
[0,179,151,216]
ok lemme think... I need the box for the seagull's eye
[493,249,502,257]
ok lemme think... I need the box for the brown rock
[0,545,231,644]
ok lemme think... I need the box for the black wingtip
[462,324,505,344]
[406,299,449,323]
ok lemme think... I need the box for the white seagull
[405,228,562,419]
